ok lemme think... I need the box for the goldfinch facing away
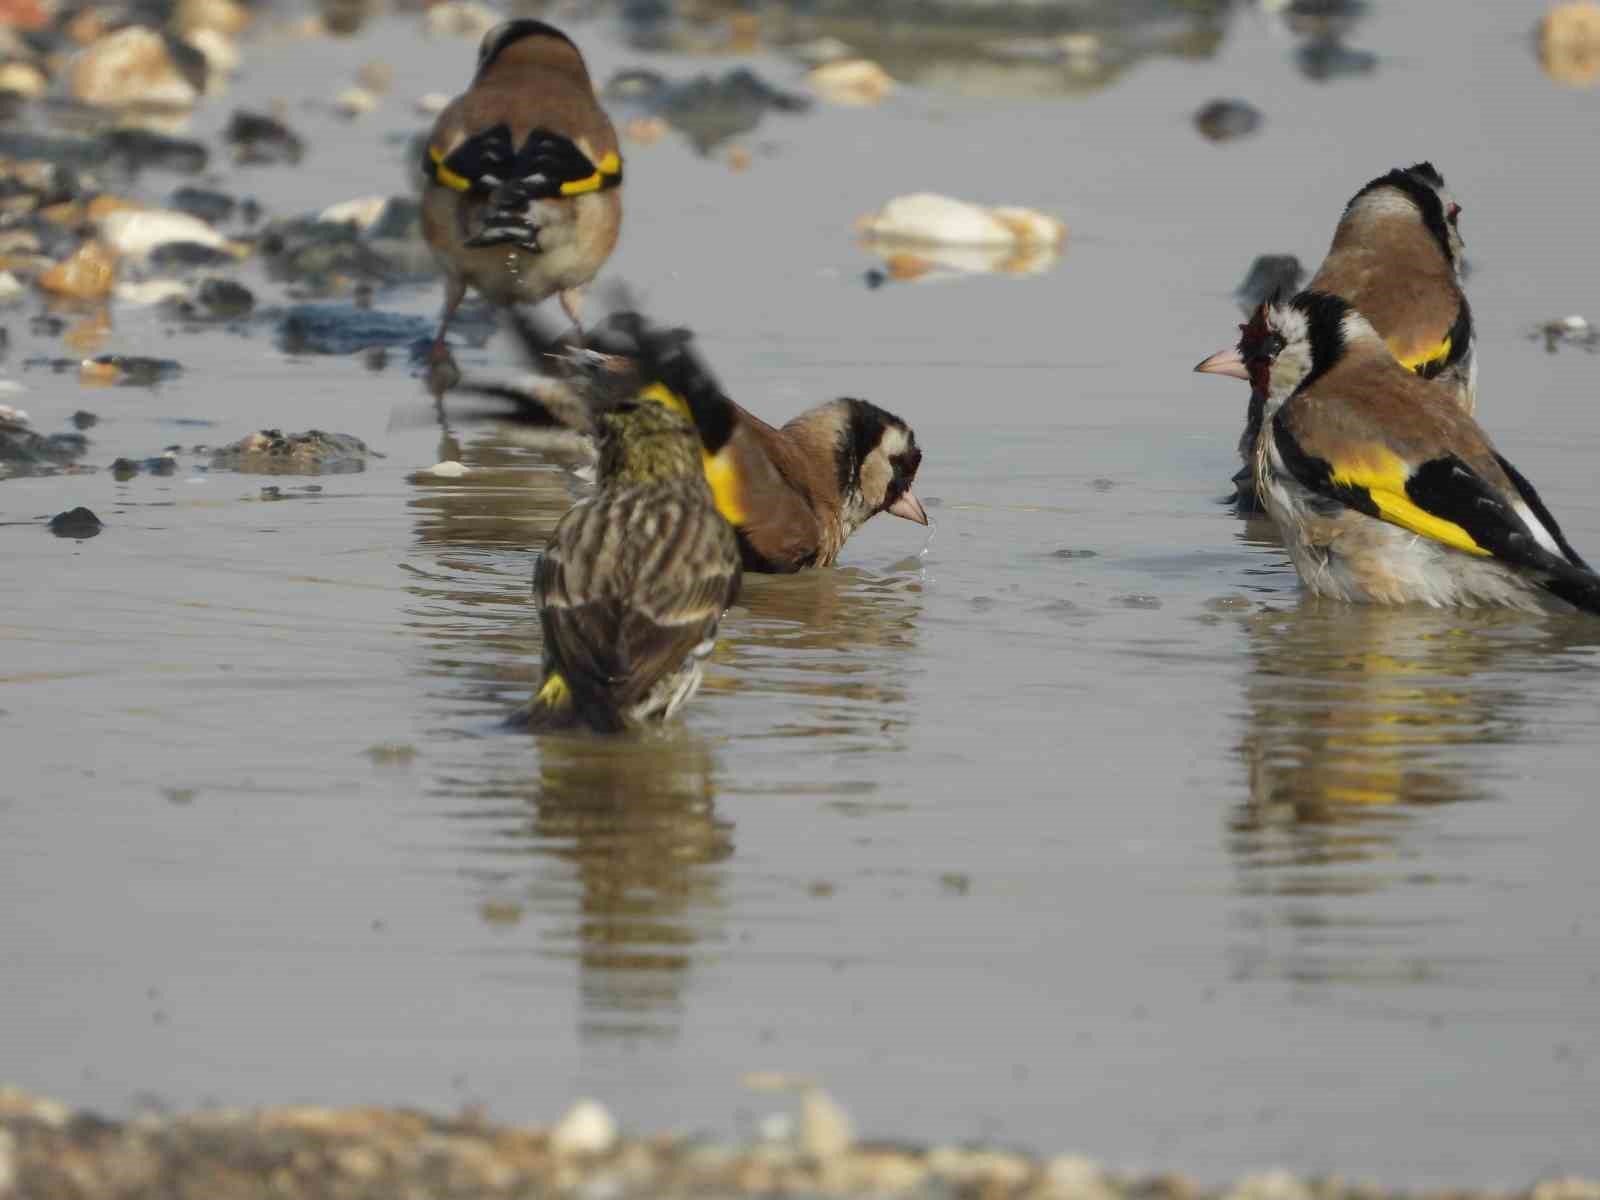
[467,309,929,573]
[529,401,742,733]
[1222,162,1475,507]
[421,20,622,377]
[1195,292,1600,614]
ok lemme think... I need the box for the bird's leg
[559,287,586,347]
[426,278,467,398]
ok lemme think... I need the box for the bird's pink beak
[886,490,929,525]
[1193,347,1250,381]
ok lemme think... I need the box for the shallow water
[4,0,1600,1186]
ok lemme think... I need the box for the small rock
[71,26,202,109]
[149,241,239,270]
[1533,1179,1600,1200]
[549,1100,617,1157]
[1536,313,1599,352]
[798,1087,852,1159]
[0,61,47,99]
[1296,37,1377,81]
[421,460,468,477]
[101,128,209,174]
[98,207,228,258]
[115,279,192,305]
[225,110,305,165]
[48,506,103,538]
[169,185,236,223]
[319,195,389,230]
[1043,1155,1117,1200]
[0,271,23,304]
[1541,2,1600,86]
[856,192,1067,247]
[189,277,254,319]
[212,429,373,475]
[1224,1170,1315,1200]
[425,0,498,39]
[81,355,183,386]
[173,0,250,37]
[185,28,240,79]
[415,91,450,114]
[336,86,378,117]
[357,61,393,93]
[807,58,894,106]
[1235,254,1304,311]
[278,304,432,355]
[38,240,116,300]
[72,410,98,429]
[1195,98,1262,141]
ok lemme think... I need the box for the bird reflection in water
[1229,598,1600,984]
[503,732,731,1041]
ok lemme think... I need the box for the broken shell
[39,240,116,300]
[807,58,894,106]
[70,26,202,109]
[856,192,1067,248]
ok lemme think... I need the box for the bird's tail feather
[1539,561,1600,616]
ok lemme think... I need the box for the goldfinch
[528,400,742,733]
[1195,291,1600,614]
[466,309,930,573]
[1226,162,1474,507]
[420,19,622,388]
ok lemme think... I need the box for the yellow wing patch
[1389,333,1452,375]
[701,447,746,527]
[558,151,624,197]
[636,383,745,527]
[1329,447,1489,557]
[426,145,471,193]
[535,671,571,708]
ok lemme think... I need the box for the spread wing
[1270,394,1600,612]
[535,484,740,730]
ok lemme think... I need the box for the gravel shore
[3,1087,1598,1200]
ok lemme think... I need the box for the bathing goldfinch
[1223,162,1475,507]
[528,400,741,733]
[420,19,622,386]
[466,308,929,573]
[1196,292,1599,614]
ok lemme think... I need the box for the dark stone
[85,355,184,386]
[72,410,98,430]
[149,241,236,269]
[101,128,209,174]
[1194,98,1262,142]
[1296,37,1377,81]
[225,110,305,166]
[48,506,102,538]
[196,277,255,319]
[1235,254,1304,312]
[277,304,432,355]
[169,186,237,224]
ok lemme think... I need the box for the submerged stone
[1194,98,1262,142]
[211,428,373,475]
[277,304,432,355]
[47,506,102,538]
[225,109,305,165]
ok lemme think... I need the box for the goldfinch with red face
[528,400,741,733]
[420,20,622,387]
[1196,292,1599,614]
[466,309,930,574]
[1225,162,1474,507]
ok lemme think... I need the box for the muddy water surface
[4,0,1600,1186]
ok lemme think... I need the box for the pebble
[1225,1169,1315,1200]
[47,506,103,539]
[38,240,116,300]
[0,61,46,99]
[114,280,192,306]
[1541,1,1600,85]
[550,1100,617,1157]
[173,0,250,37]
[168,186,237,224]
[70,27,202,109]
[320,195,389,230]
[0,271,23,304]
[421,460,468,477]
[415,91,450,115]
[225,110,305,165]
[336,87,378,117]
[1194,98,1263,141]
[185,28,240,80]
[81,355,183,386]
[856,192,1068,247]
[807,58,894,106]
[425,0,498,39]
[797,1088,852,1160]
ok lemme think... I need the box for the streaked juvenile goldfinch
[1224,162,1475,507]
[528,400,741,733]
[1196,292,1600,614]
[420,19,622,387]
[467,309,930,573]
